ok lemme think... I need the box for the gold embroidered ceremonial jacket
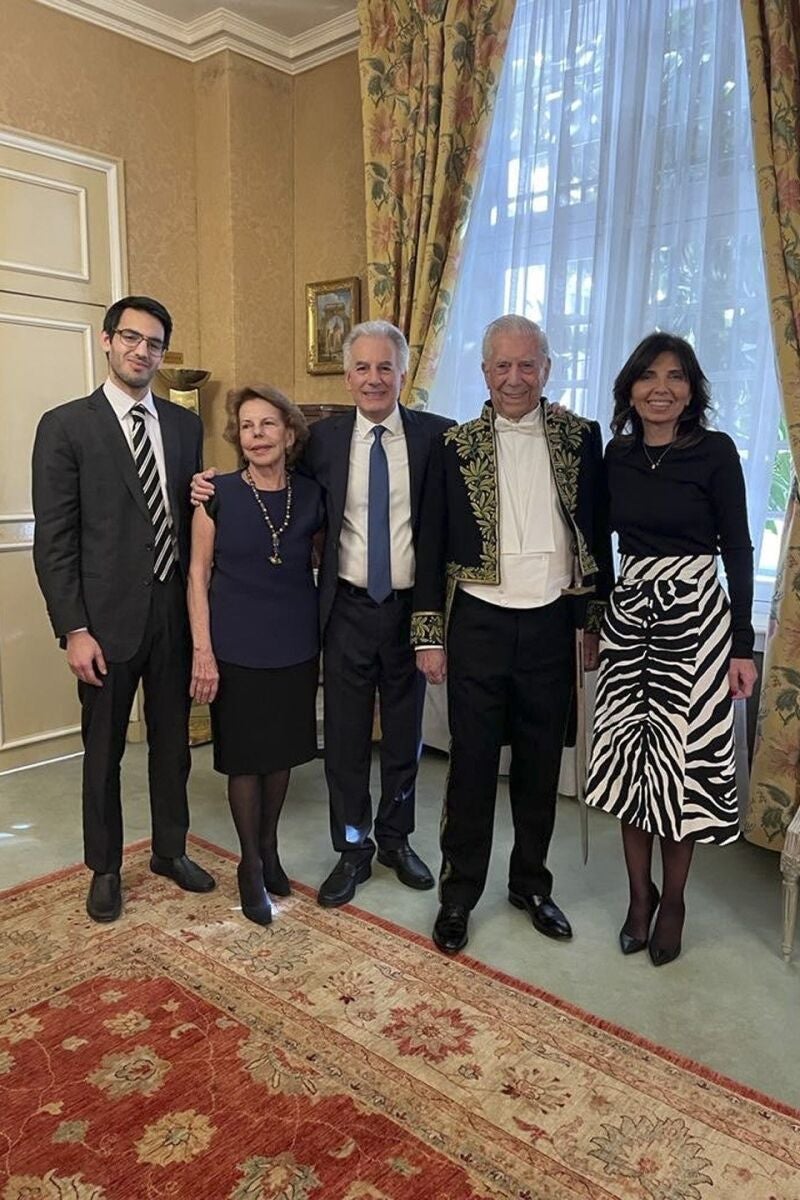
[410,400,613,648]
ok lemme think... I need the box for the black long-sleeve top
[606,430,755,658]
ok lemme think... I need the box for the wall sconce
[158,368,211,416]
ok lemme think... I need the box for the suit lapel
[155,396,182,536]
[325,411,356,532]
[400,407,425,528]
[88,388,150,521]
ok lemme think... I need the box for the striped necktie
[130,403,175,582]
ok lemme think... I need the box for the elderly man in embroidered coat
[413,315,612,955]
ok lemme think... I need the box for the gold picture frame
[306,276,360,374]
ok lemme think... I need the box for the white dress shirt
[462,405,573,609]
[338,403,415,589]
[102,378,173,520]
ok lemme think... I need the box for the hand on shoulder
[191,468,218,506]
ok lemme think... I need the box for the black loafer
[150,854,216,893]
[432,904,470,955]
[86,872,121,923]
[508,891,572,940]
[317,856,372,907]
[377,843,434,890]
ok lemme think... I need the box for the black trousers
[79,574,192,874]
[323,582,425,860]
[441,590,574,908]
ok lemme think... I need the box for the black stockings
[259,769,289,871]
[228,770,291,903]
[653,834,694,953]
[621,823,655,942]
[620,822,694,950]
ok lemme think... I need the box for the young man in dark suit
[305,321,453,906]
[32,295,215,923]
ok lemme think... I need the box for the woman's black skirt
[210,656,319,776]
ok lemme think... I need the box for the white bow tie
[495,415,539,435]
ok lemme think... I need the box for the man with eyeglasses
[32,295,216,922]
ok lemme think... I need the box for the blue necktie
[367,425,392,603]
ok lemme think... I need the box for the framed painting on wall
[306,276,360,374]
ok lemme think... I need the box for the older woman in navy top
[188,385,324,926]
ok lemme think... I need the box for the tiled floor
[1,743,798,1107]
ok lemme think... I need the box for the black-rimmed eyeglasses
[113,328,165,355]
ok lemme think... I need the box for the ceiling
[133,0,356,40]
[34,0,360,73]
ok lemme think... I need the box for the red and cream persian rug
[1,837,798,1200]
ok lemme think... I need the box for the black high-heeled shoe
[648,940,681,967]
[262,854,291,897]
[619,882,660,955]
[648,899,684,966]
[237,863,272,926]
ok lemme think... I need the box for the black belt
[337,579,412,603]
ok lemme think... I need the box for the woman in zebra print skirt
[584,333,758,965]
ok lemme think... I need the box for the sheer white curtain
[428,0,781,606]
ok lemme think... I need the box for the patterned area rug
[2,837,799,1200]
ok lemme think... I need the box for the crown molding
[31,0,360,75]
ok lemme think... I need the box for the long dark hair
[610,332,711,446]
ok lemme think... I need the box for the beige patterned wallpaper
[1,1,367,463]
[194,54,237,465]
[230,56,295,398]
[1,0,201,363]
[294,54,367,408]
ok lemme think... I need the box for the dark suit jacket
[411,398,614,647]
[32,387,203,662]
[302,405,454,636]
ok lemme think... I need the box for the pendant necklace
[244,468,292,565]
[642,441,674,471]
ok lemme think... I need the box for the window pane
[428,0,781,611]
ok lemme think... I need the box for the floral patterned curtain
[357,0,516,407]
[741,0,800,850]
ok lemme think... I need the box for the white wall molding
[32,0,360,74]
[0,127,127,299]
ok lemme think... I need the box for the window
[428,0,782,610]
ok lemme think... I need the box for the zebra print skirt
[584,555,738,844]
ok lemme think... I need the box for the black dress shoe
[317,856,372,907]
[262,855,291,897]
[432,904,469,955]
[150,854,216,893]
[237,864,272,927]
[376,843,434,890]
[86,872,121,923]
[508,892,572,940]
[619,883,660,955]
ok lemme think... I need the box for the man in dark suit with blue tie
[32,296,215,923]
[306,321,453,906]
[191,320,453,905]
